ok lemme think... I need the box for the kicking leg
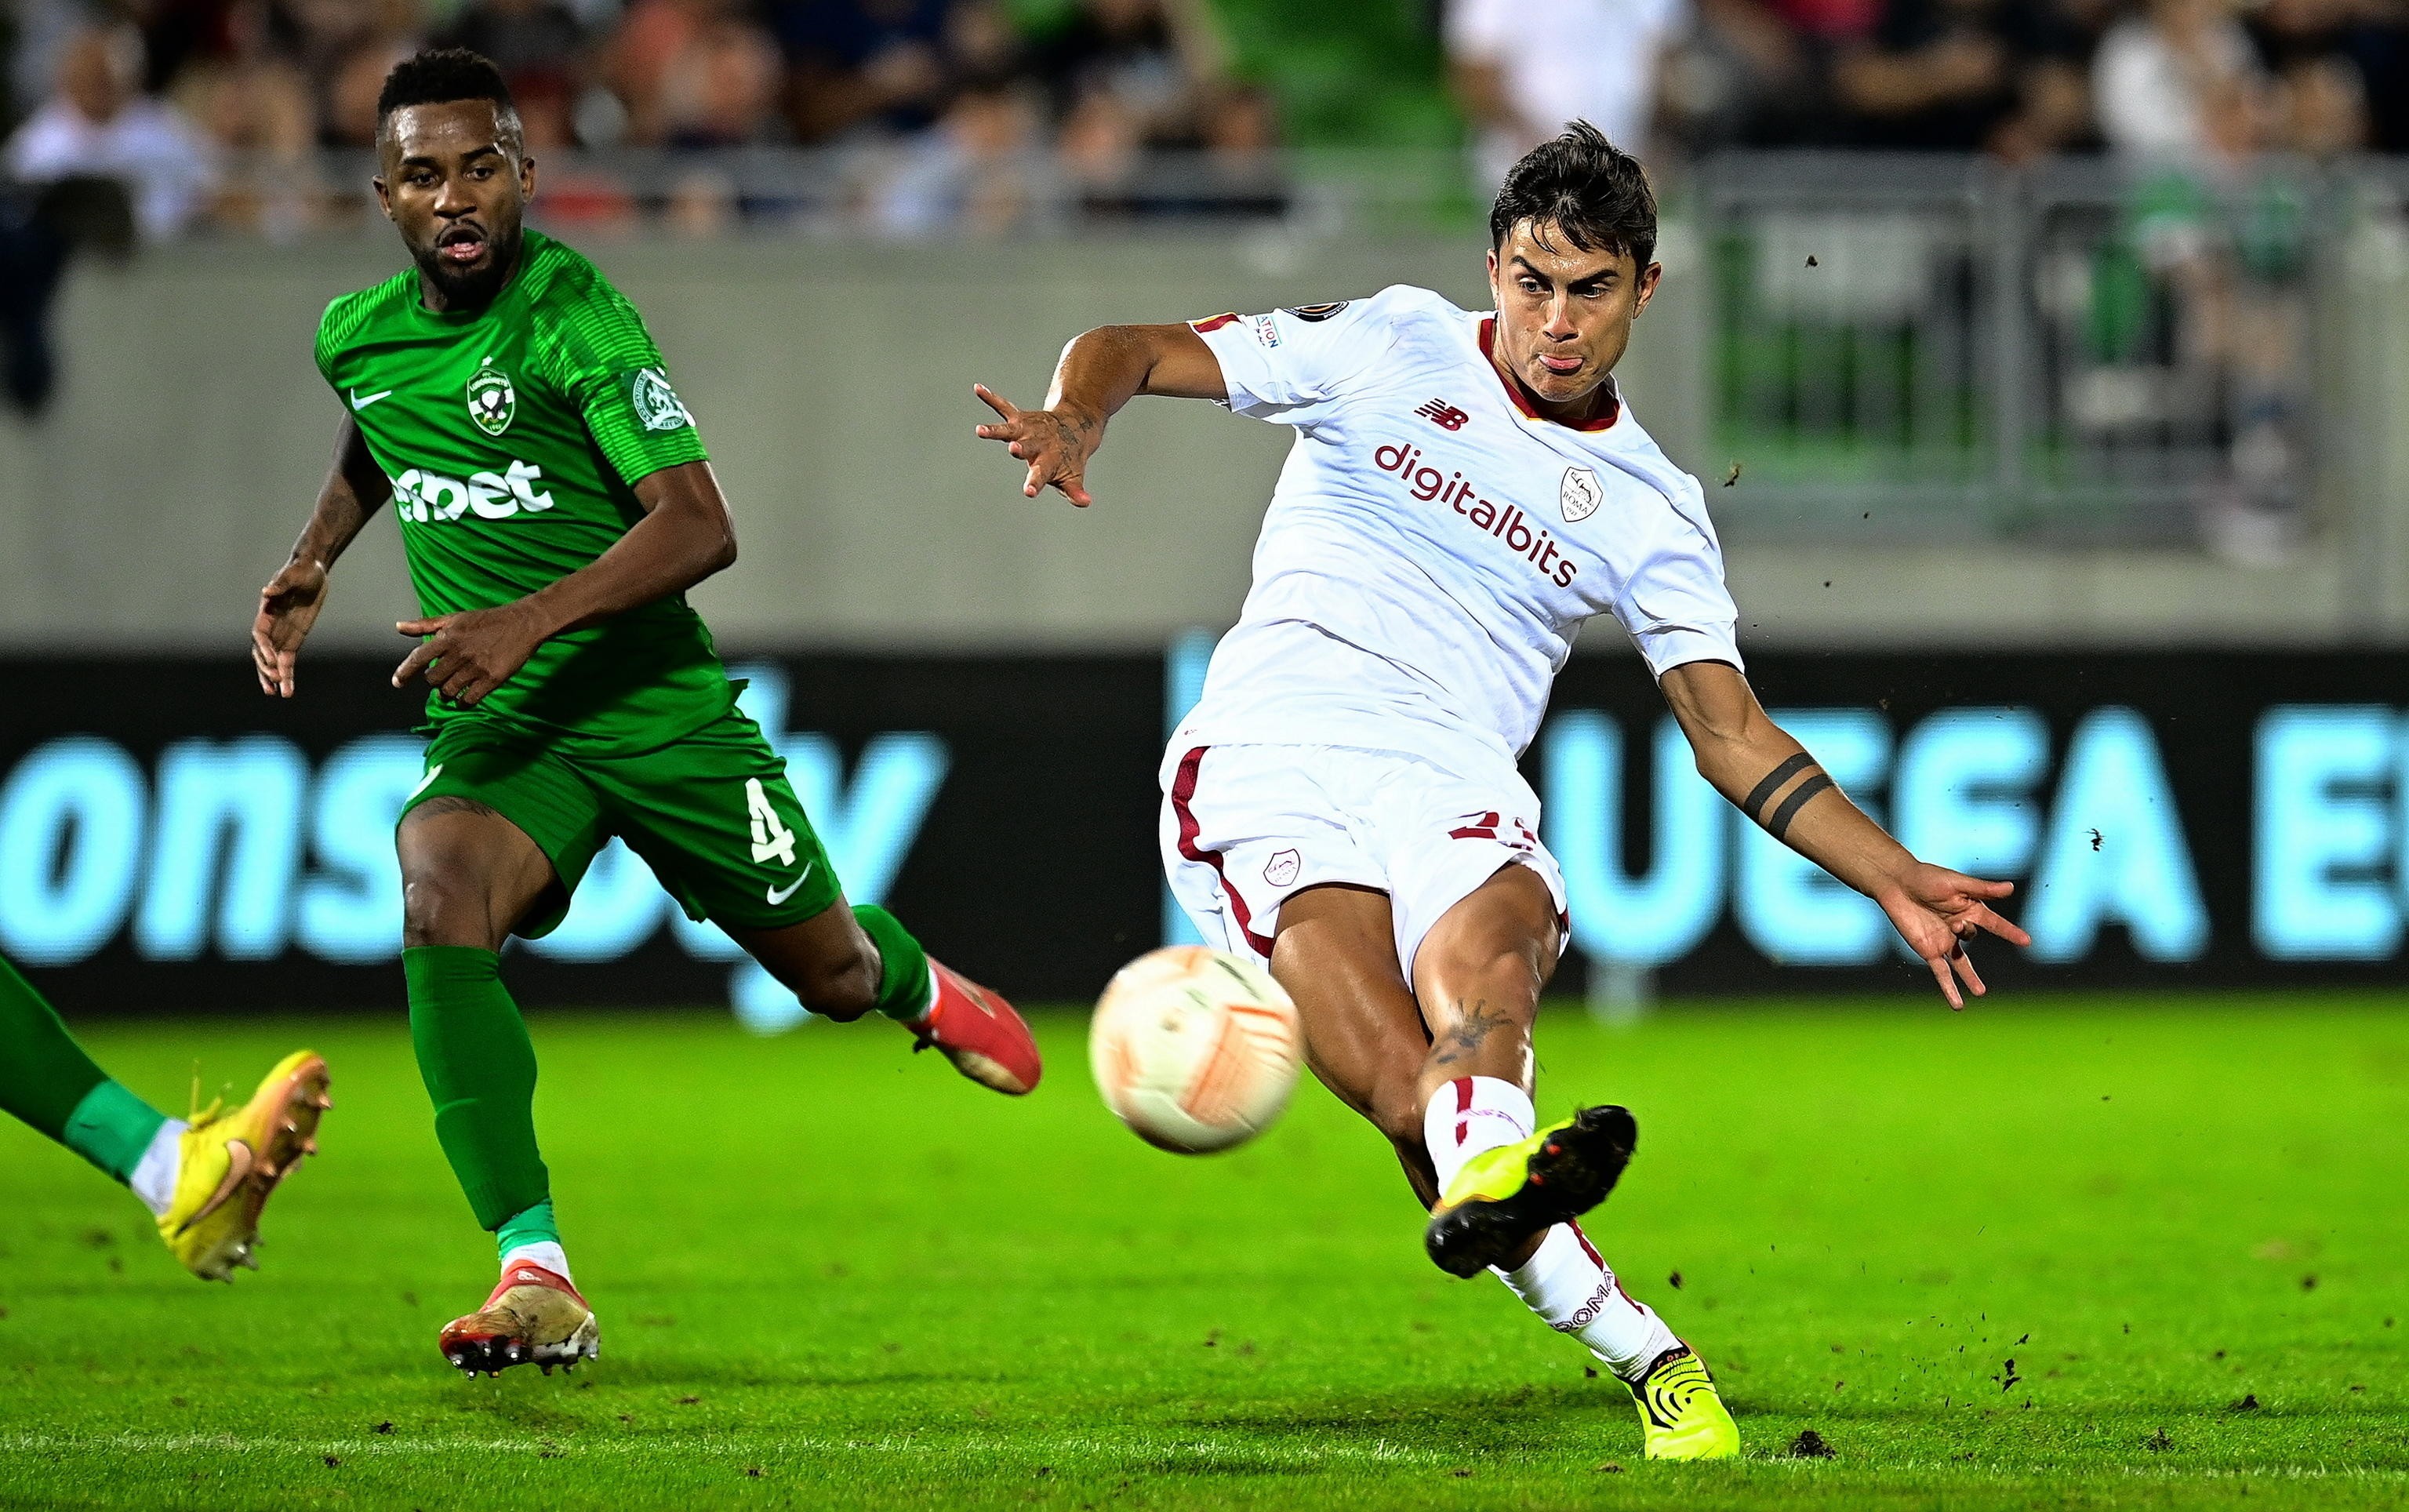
[1268,884,1442,1208]
[1412,863,1615,1276]
[399,798,595,1376]
[1412,864,1735,1459]
[0,953,328,1281]
[732,900,1042,1096]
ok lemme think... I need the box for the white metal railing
[1691,151,2409,547]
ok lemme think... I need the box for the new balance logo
[1415,398,1470,431]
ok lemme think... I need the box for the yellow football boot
[156,1050,330,1281]
[1424,1105,1638,1277]
[1629,1345,1741,1460]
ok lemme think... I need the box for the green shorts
[400,708,842,940]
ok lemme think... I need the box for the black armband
[1764,774,1836,840]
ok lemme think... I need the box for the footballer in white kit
[975,123,2030,1462]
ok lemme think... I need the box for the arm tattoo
[1741,752,1836,841]
[1764,773,1836,840]
[1741,752,1816,819]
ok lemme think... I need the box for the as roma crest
[1561,465,1603,523]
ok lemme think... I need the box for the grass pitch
[2,994,2405,1510]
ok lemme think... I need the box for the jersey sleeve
[312,300,340,386]
[314,291,373,388]
[543,278,709,487]
[1611,505,1744,677]
[1189,289,1409,424]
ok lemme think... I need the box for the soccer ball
[1088,946,1302,1154]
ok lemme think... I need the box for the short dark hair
[376,48,520,142]
[1488,122,1657,271]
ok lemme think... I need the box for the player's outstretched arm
[255,415,391,698]
[972,322,1227,506]
[1659,659,2033,1008]
[392,459,736,707]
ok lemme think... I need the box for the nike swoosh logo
[350,388,394,410]
[175,1139,253,1237]
[407,764,444,801]
[765,862,815,905]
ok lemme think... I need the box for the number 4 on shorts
[746,779,798,867]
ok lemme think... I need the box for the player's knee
[401,874,493,949]
[793,941,881,1023]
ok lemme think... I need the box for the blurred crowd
[0,0,2405,241]
[1452,0,2409,176]
[0,0,1281,237]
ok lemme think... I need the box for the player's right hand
[972,383,1097,507]
[253,557,329,698]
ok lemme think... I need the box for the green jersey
[315,230,731,754]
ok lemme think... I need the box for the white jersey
[1180,284,1742,771]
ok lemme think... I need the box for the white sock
[501,1240,574,1286]
[1422,1075,1535,1194]
[1499,1223,1681,1381]
[127,1119,187,1217]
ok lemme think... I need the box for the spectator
[175,1,320,237]
[767,0,954,142]
[317,0,428,147]
[1031,0,1226,143]
[5,25,216,240]
[2247,0,2372,153]
[1658,0,1819,153]
[437,0,594,153]
[2093,0,2264,165]
[9,0,98,131]
[1830,0,2093,158]
[655,0,783,145]
[871,79,1041,234]
[517,72,639,227]
[2268,53,2366,154]
[438,0,590,99]
[1199,81,1288,213]
[609,0,784,147]
[1447,0,1688,182]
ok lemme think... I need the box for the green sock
[495,1199,562,1262]
[852,906,933,1023]
[0,952,164,1181]
[404,946,550,1232]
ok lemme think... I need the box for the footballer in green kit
[251,48,1041,1378]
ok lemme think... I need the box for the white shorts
[1159,741,1568,983]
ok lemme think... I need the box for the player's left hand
[392,606,547,707]
[1874,866,2032,1011]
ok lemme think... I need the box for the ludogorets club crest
[630,367,693,432]
[1560,465,1603,523]
[466,359,515,437]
